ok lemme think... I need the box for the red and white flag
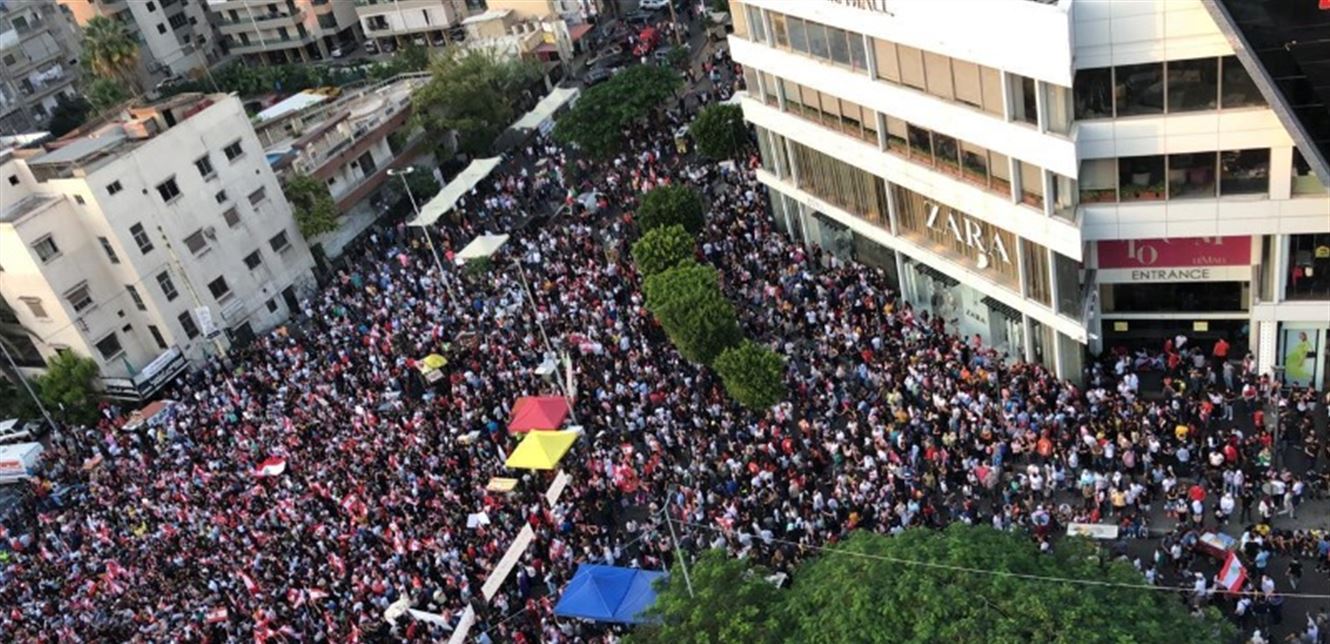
[329,552,346,576]
[239,571,261,596]
[205,607,229,624]
[1218,552,1247,594]
[308,588,330,602]
[254,457,287,478]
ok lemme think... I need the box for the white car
[640,0,670,10]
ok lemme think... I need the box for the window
[126,284,146,311]
[1167,152,1217,199]
[1018,161,1044,209]
[1012,75,1038,125]
[1115,63,1164,116]
[223,140,243,161]
[207,276,231,300]
[745,4,765,43]
[1022,241,1051,306]
[1167,58,1218,112]
[770,12,787,47]
[1043,83,1072,134]
[32,236,59,262]
[248,187,267,206]
[168,12,188,29]
[827,27,851,67]
[20,297,47,319]
[195,154,214,178]
[65,283,94,313]
[1288,233,1330,300]
[933,133,960,176]
[1053,253,1082,318]
[980,66,1004,117]
[99,236,121,264]
[923,52,953,101]
[787,140,889,227]
[847,33,867,72]
[1119,156,1166,201]
[183,229,208,255]
[95,333,123,360]
[787,16,808,53]
[1220,148,1270,195]
[1292,148,1327,196]
[7,175,17,186]
[157,271,179,301]
[178,311,200,339]
[214,190,228,204]
[269,231,290,253]
[872,38,900,83]
[156,23,167,34]
[148,324,168,350]
[1078,158,1117,204]
[74,194,86,205]
[266,299,279,313]
[244,250,262,269]
[146,1,155,10]
[990,150,1012,194]
[897,45,926,90]
[1074,67,1114,119]
[953,60,982,108]
[223,207,240,228]
[156,177,181,202]
[1220,56,1263,108]
[130,223,154,254]
[806,21,829,59]
[1052,173,1077,221]
[107,180,123,195]
[960,141,989,185]
[906,124,932,163]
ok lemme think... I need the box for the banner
[482,524,534,600]
[1066,522,1119,539]
[194,306,221,339]
[545,469,571,506]
[447,606,476,644]
[1282,328,1321,387]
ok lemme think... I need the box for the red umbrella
[508,396,570,433]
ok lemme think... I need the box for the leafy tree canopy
[35,352,100,426]
[631,550,785,644]
[47,95,91,137]
[283,173,339,239]
[81,16,139,87]
[637,185,704,234]
[412,48,542,156]
[86,77,129,114]
[642,261,740,365]
[631,224,695,276]
[690,103,748,160]
[553,65,682,158]
[714,340,786,410]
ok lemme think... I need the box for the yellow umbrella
[505,430,579,470]
[419,354,447,371]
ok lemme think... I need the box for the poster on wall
[1282,329,1321,387]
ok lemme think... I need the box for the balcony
[216,9,304,34]
[226,33,316,55]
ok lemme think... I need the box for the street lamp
[388,167,455,300]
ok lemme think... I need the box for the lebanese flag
[1218,552,1247,594]
[239,571,261,596]
[205,607,229,624]
[254,457,287,478]
[308,588,330,602]
[329,552,346,576]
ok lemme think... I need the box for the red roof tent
[568,24,593,41]
[508,396,571,433]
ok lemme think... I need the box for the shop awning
[553,564,666,624]
[508,395,570,433]
[511,86,580,133]
[505,430,579,470]
[456,233,511,262]
[409,157,503,227]
[568,24,593,42]
[981,296,1022,321]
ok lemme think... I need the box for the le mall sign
[1097,236,1252,283]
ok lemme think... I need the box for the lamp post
[388,167,455,300]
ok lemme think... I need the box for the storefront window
[1118,155,1166,201]
[1292,148,1327,196]
[1022,240,1052,306]
[1220,56,1264,108]
[1115,63,1165,116]
[788,140,888,227]
[1101,282,1247,312]
[1166,58,1219,112]
[1167,152,1217,199]
[1053,252,1082,318]
[1079,159,1116,204]
[1219,148,1269,196]
[1074,67,1114,119]
[893,185,1021,291]
[1287,233,1330,300]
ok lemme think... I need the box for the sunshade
[505,430,578,470]
[507,395,570,433]
[409,157,502,227]
[553,564,666,624]
[419,354,447,371]
[456,233,511,262]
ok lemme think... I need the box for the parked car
[625,11,652,27]
[584,67,613,86]
[364,39,380,55]
[584,47,626,69]
[431,32,447,47]
[653,45,675,65]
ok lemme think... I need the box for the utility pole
[156,225,229,359]
[663,497,694,598]
[389,167,457,302]
[509,257,579,426]
[668,0,684,45]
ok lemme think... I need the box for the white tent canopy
[409,156,503,227]
[456,233,510,262]
[511,86,580,134]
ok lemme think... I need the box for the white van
[0,442,43,484]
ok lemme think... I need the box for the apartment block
[208,0,361,65]
[58,0,223,86]
[0,94,317,400]
[0,2,80,134]
[729,0,1330,386]
[355,0,468,50]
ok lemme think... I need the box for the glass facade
[893,185,1022,291]
[787,140,889,228]
[1079,150,1271,203]
[1074,55,1264,119]
[1287,233,1330,300]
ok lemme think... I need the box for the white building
[58,0,224,86]
[0,93,317,400]
[207,0,362,65]
[728,0,1330,386]
[0,2,80,134]
[355,0,469,50]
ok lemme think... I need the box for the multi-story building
[0,93,317,400]
[58,0,223,87]
[728,0,1330,386]
[0,1,80,134]
[207,0,362,65]
[354,0,468,51]
[486,0,593,23]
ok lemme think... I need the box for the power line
[668,516,1330,600]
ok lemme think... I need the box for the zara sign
[923,201,1013,267]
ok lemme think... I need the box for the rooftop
[0,193,59,225]
[462,9,512,25]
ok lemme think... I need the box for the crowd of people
[1,16,1326,644]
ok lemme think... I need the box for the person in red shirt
[1212,337,1231,367]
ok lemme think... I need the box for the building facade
[207,0,361,64]
[354,0,469,50]
[58,0,223,86]
[0,94,316,400]
[728,0,1330,386]
[0,1,80,134]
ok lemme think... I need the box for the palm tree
[81,16,140,88]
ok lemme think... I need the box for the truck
[0,442,43,484]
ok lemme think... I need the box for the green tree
[412,48,542,156]
[638,185,705,234]
[690,104,748,160]
[642,262,741,365]
[47,95,91,137]
[383,168,441,212]
[553,65,682,158]
[630,550,784,644]
[0,377,38,421]
[631,224,695,276]
[283,173,339,239]
[86,77,130,114]
[35,353,100,426]
[714,341,786,410]
[81,16,140,88]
